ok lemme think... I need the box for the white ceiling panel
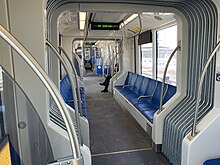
[92,12,128,23]
[58,11,176,38]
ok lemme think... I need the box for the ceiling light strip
[120,14,138,28]
[79,12,86,30]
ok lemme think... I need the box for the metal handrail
[58,46,83,117]
[158,44,181,113]
[45,40,83,145]
[70,52,82,79]
[112,54,117,77]
[0,25,81,159]
[191,41,220,137]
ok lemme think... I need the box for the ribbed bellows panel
[162,1,218,165]
[49,104,79,136]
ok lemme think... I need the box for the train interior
[1,0,220,165]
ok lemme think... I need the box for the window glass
[157,25,177,85]
[141,43,153,78]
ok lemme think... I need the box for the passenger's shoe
[101,89,108,92]
[99,83,105,86]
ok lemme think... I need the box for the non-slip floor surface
[84,73,170,165]
[92,149,170,165]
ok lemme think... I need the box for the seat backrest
[0,91,2,105]
[163,84,177,104]
[133,75,144,94]
[124,72,133,85]
[151,81,168,107]
[60,75,72,102]
[128,73,138,90]
[138,77,150,96]
[145,79,157,96]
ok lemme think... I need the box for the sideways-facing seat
[114,71,176,126]
[60,75,88,118]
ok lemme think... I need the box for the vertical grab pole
[191,41,220,137]
[58,46,83,117]
[0,25,81,159]
[158,44,181,113]
[45,41,83,145]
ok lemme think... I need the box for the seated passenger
[99,63,119,92]
[100,75,111,92]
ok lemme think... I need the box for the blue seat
[139,77,150,96]
[163,84,176,104]
[135,81,167,122]
[123,75,143,98]
[124,71,133,85]
[0,91,3,106]
[127,78,157,105]
[141,109,157,122]
[114,72,176,123]
[114,72,135,92]
[126,77,151,105]
[60,76,72,102]
[114,85,124,92]
[60,75,88,118]
[132,75,143,93]
[149,81,166,108]
[204,158,220,165]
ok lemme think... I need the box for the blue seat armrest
[123,85,133,88]
[138,95,151,103]
[66,99,79,103]
[66,99,74,103]
[67,99,84,104]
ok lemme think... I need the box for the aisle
[84,74,170,165]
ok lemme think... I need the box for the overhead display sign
[91,22,120,30]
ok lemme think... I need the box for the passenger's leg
[100,75,108,86]
[101,75,111,92]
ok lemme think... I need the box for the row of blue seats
[115,72,176,123]
[60,75,88,118]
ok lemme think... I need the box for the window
[157,25,177,85]
[139,25,177,85]
[141,43,153,78]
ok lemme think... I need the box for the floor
[84,71,170,165]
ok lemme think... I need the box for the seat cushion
[119,88,134,96]
[135,102,158,112]
[114,85,124,92]
[135,102,158,122]
[141,109,157,122]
